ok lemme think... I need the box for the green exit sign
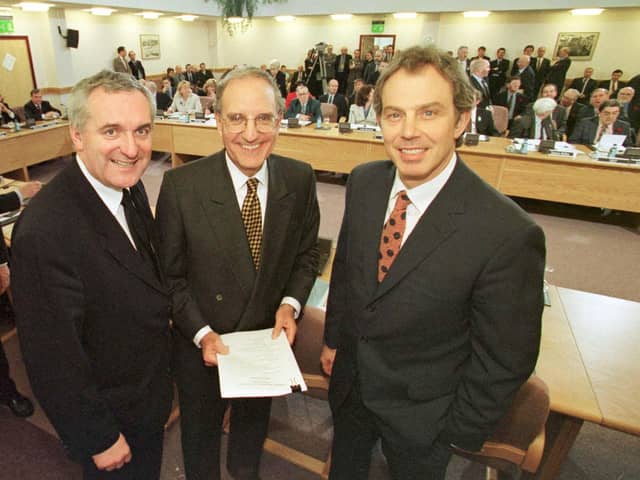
[371,20,384,33]
[0,16,14,34]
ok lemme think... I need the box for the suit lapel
[69,162,164,293]
[373,159,466,301]
[196,152,256,297]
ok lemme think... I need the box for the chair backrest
[492,105,509,135]
[453,375,550,475]
[12,106,26,122]
[320,103,338,123]
[199,96,213,113]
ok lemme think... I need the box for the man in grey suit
[321,46,545,479]
[156,66,320,480]
[112,46,131,74]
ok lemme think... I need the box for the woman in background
[348,84,377,125]
[167,80,202,114]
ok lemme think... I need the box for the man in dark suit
[560,88,585,138]
[470,45,490,63]
[195,62,214,89]
[319,79,349,121]
[468,90,499,136]
[509,98,562,140]
[599,69,626,98]
[533,83,568,137]
[570,67,598,105]
[514,55,536,101]
[546,47,571,95]
[532,46,551,95]
[510,44,534,76]
[334,47,352,95]
[363,50,384,85]
[23,89,62,120]
[469,58,492,109]
[488,47,510,99]
[156,66,320,480]
[321,46,545,480]
[285,83,322,122]
[569,100,633,147]
[493,76,528,126]
[617,86,640,132]
[0,182,41,419]
[578,88,610,121]
[127,50,145,80]
[11,70,173,479]
[455,45,471,77]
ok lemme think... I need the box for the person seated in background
[509,97,561,141]
[167,80,203,114]
[348,77,365,105]
[160,76,174,100]
[570,100,633,147]
[0,92,17,124]
[348,84,377,125]
[195,63,214,89]
[570,67,598,105]
[319,79,348,121]
[616,86,639,132]
[531,83,567,138]
[468,90,499,136]
[23,89,62,120]
[166,67,177,89]
[510,44,535,75]
[599,69,626,98]
[469,58,492,109]
[285,84,321,122]
[144,80,171,112]
[201,79,217,115]
[174,64,186,85]
[560,88,585,138]
[268,60,287,98]
[579,88,610,120]
[184,64,196,86]
[493,76,528,127]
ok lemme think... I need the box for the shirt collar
[225,152,268,190]
[76,155,124,216]
[390,153,457,215]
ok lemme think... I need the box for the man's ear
[69,125,84,152]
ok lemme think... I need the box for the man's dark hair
[117,46,126,54]
[612,69,623,75]
[30,88,40,96]
[599,99,621,112]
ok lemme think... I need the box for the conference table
[153,120,640,213]
[2,119,639,213]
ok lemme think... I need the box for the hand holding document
[216,328,307,398]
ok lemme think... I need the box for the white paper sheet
[216,328,307,398]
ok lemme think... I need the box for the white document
[217,328,307,398]
[2,53,16,72]
[597,134,627,152]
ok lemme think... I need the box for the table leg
[523,412,583,480]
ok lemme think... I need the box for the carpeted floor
[1,155,639,479]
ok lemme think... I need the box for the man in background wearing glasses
[156,66,320,480]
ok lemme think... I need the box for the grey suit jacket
[325,158,545,452]
[156,151,320,341]
[112,56,131,74]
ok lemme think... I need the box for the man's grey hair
[269,59,280,70]
[533,97,557,115]
[469,58,489,74]
[563,88,580,101]
[67,70,155,130]
[143,80,157,94]
[214,66,285,115]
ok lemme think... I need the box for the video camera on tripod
[308,42,329,97]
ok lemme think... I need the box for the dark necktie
[328,95,334,104]
[508,93,516,119]
[121,188,161,278]
[378,191,411,282]
[241,178,262,270]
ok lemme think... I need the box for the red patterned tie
[378,191,411,282]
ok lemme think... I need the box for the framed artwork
[139,34,160,60]
[553,32,599,61]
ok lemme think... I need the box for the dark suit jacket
[509,112,560,140]
[569,117,633,147]
[325,158,545,452]
[184,71,197,86]
[493,90,528,119]
[532,57,551,88]
[128,59,146,80]
[524,104,567,137]
[546,57,571,93]
[285,98,322,122]
[489,58,510,97]
[516,66,536,101]
[11,160,172,460]
[598,80,626,97]
[0,191,21,263]
[195,69,214,88]
[1,102,16,124]
[471,108,499,136]
[469,75,492,108]
[363,62,381,85]
[319,93,349,120]
[569,77,598,104]
[156,151,319,341]
[565,102,585,138]
[23,100,61,120]
[156,91,172,111]
[334,53,352,78]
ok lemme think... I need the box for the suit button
[215,294,223,302]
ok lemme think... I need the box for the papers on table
[216,328,307,398]
[596,134,627,152]
[281,119,311,127]
[351,123,381,132]
[512,138,580,158]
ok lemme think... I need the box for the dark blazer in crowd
[516,66,536,101]
[509,112,561,140]
[569,116,633,146]
[285,97,322,122]
[532,57,551,92]
[334,53,352,93]
[569,77,598,105]
[1,102,16,124]
[546,57,572,94]
[493,90,528,120]
[195,69,214,88]
[489,58,510,98]
[510,56,532,76]
[156,91,172,111]
[565,102,586,138]
[11,160,173,462]
[319,92,349,120]
[129,60,146,80]
[524,103,568,137]
[23,100,61,120]
[598,79,626,98]
[470,107,500,136]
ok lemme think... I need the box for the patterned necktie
[378,191,411,282]
[241,178,262,270]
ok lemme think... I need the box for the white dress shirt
[192,154,302,347]
[383,153,457,247]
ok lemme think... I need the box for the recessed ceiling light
[275,15,295,22]
[86,7,116,16]
[571,8,604,16]
[176,15,197,21]
[330,14,352,21]
[137,11,161,19]
[393,12,417,20]
[463,11,490,18]
[15,2,53,12]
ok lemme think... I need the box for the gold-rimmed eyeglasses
[221,113,279,133]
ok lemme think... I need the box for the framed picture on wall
[553,32,599,61]
[140,34,160,60]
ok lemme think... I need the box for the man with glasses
[570,99,633,146]
[156,66,320,480]
[285,83,321,122]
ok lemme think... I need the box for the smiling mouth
[399,147,426,155]
[242,144,260,150]
[111,158,138,167]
